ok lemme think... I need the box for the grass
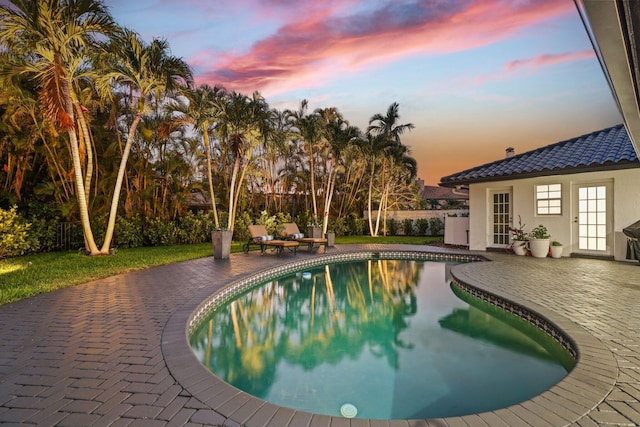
[0,235,443,306]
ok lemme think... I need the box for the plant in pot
[509,215,528,256]
[211,223,232,260]
[550,240,563,258]
[528,224,551,258]
[307,220,322,239]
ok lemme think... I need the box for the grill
[623,220,640,264]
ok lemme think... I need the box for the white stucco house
[439,124,640,261]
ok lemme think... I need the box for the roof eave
[439,161,640,187]
[577,0,640,156]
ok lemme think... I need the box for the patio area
[0,244,639,426]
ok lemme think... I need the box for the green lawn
[0,235,442,306]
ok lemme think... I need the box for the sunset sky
[104,0,622,185]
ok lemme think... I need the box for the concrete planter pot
[307,226,322,239]
[512,241,527,256]
[550,245,563,258]
[325,232,335,247]
[212,230,232,259]
[528,238,550,258]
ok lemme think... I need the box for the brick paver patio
[0,244,639,426]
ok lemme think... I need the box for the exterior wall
[445,217,470,245]
[468,168,640,261]
[377,209,469,221]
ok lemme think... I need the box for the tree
[315,107,361,235]
[0,0,117,254]
[168,84,224,227]
[286,100,321,225]
[366,102,414,236]
[214,91,270,232]
[95,29,193,253]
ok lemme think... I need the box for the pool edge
[162,249,617,426]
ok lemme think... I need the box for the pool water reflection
[189,259,575,419]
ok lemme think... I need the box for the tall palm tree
[286,100,321,225]
[95,29,193,253]
[315,107,361,235]
[0,0,117,254]
[214,91,269,231]
[366,102,414,236]
[168,84,224,227]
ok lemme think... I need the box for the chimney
[505,147,515,158]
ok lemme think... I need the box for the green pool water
[189,258,575,420]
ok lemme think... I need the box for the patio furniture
[244,224,299,255]
[281,223,327,252]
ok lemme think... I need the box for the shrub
[402,218,415,236]
[0,206,34,257]
[415,218,429,236]
[177,211,211,244]
[347,215,366,235]
[329,217,350,237]
[233,211,253,243]
[274,212,292,233]
[145,218,178,246]
[429,217,444,236]
[386,218,398,236]
[115,216,144,248]
[25,202,58,252]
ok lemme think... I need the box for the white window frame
[536,183,562,215]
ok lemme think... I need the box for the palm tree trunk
[100,113,142,254]
[75,103,93,201]
[367,160,376,236]
[203,132,219,228]
[322,162,336,235]
[308,143,318,224]
[63,81,99,255]
[228,155,241,232]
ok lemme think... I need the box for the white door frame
[572,181,613,256]
[488,188,513,249]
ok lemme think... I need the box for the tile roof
[439,124,639,187]
[420,185,469,200]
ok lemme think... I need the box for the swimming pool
[188,253,575,420]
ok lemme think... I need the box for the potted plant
[528,224,551,258]
[550,240,563,258]
[212,228,232,259]
[509,215,528,256]
[212,217,232,259]
[307,220,322,239]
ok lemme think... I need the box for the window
[536,184,561,215]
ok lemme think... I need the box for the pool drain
[340,403,357,418]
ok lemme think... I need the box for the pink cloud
[194,0,575,96]
[506,51,596,72]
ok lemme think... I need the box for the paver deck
[1,244,639,426]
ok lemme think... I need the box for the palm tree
[0,0,117,254]
[366,102,414,236]
[214,91,269,232]
[286,100,321,225]
[376,142,417,235]
[95,29,193,253]
[168,84,224,227]
[315,107,361,235]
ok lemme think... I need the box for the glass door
[573,182,612,255]
[490,190,512,248]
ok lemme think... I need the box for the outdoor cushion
[257,235,274,241]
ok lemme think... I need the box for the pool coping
[162,250,617,427]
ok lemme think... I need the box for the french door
[573,182,612,255]
[490,190,512,248]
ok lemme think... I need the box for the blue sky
[105,0,621,185]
